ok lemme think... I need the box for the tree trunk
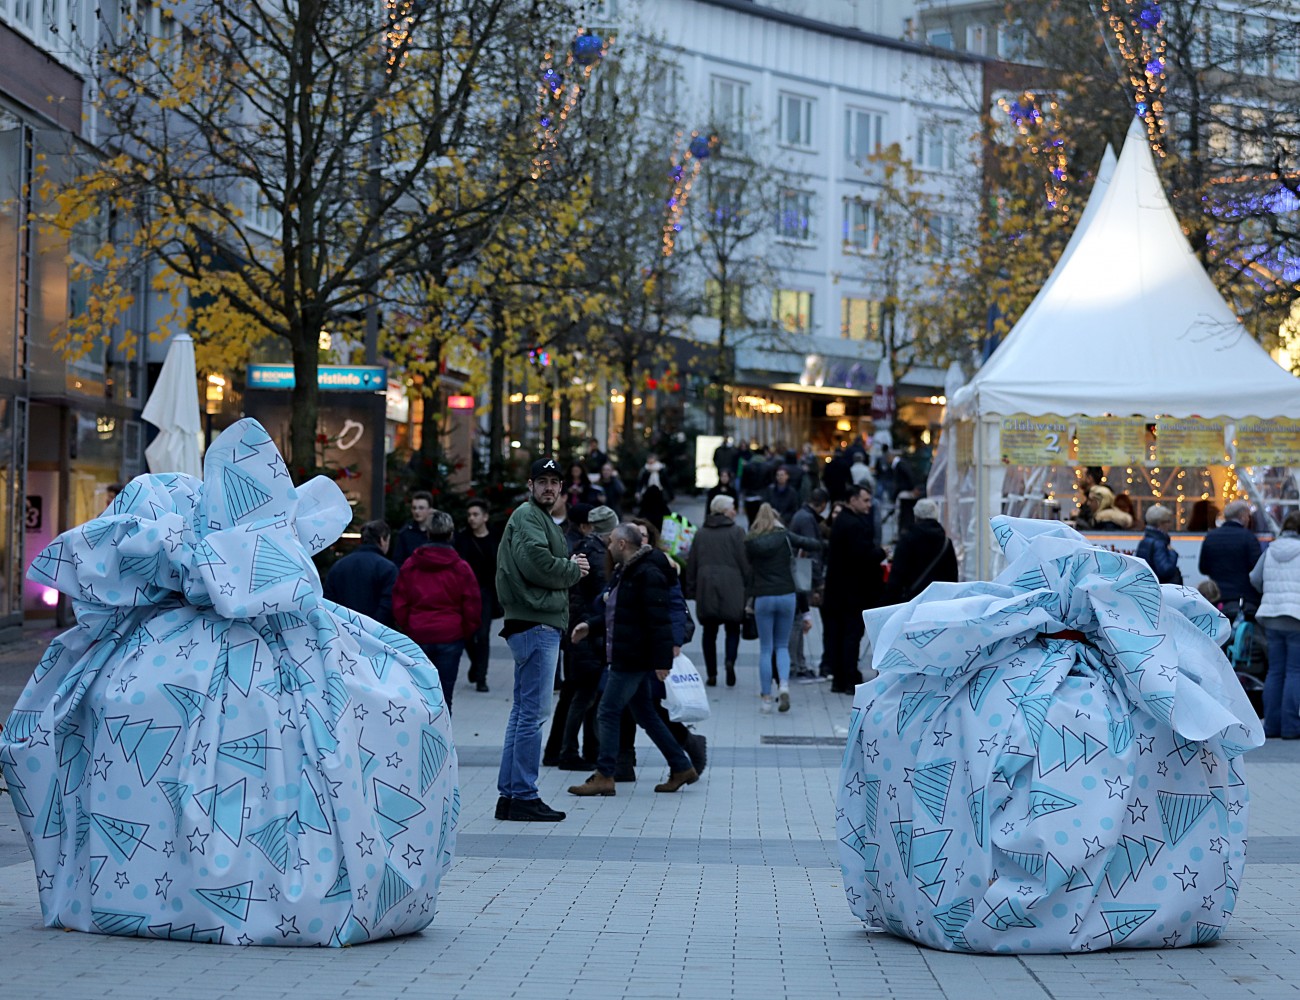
[488,303,507,478]
[620,363,636,454]
[712,260,730,436]
[417,344,444,486]
[288,328,321,478]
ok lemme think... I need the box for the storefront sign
[1155,418,1226,466]
[1235,418,1300,467]
[999,413,1072,465]
[1076,416,1147,466]
[247,364,387,391]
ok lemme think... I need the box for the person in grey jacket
[787,489,829,678]
[1250,512,1300,739]
[684,494,751,687]
[744,503,824,713]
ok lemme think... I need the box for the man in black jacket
[567,524,698,797]
[390,490,436,566]
[823,485,887,693]
[454,499,501,692]
[887,498,958,603]
[1199,499,1263,618]
[323,520,398,624]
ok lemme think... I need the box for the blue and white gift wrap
[0,419,458,947]
[837,516,1263,953]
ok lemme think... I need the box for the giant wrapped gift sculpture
[837,516,1263,953]
[0,419,458,946]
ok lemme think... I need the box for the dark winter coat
[788,504,828,587]
[454,527,501,616]
[887,519,958,603]
[595,473,627,515]
[739,454,771,496]
[584,546,674,674]
[323,544,398,625]
[495,499,583,630]
[823,508,887,612]
[1136,526,1182,585]
[1199,520,1263,606]
[684,513,750,624]
[390,521,433,567]
[648,547,692,648]
[567,532,610,681]
[764,483,801,526]
[392,543,482,644]
[745,527,824,598]
[822,453,852,502]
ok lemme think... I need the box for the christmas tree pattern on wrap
[836,515,1262,953]
[0,418,458,947]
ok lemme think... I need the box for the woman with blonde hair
[744,502,824,712]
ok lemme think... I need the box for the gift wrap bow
[837,516,1263,953]
[3,418,458,947]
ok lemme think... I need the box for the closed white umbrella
[141,332,203,478]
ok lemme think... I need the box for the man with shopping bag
[568,524,699,797]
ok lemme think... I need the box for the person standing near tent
[1200,499,1263,620]
[1249,512,1300,739]
[1136,505,1182,585]
[824,484,887,693]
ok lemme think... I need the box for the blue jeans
[1264,627,1300,739]
[420,641,464,713]
[498,625,561,800]
[596,669,691,777]
[754,593,797,695]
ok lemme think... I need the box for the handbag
[742,600,759,640]
[664,653,711,723]
[787,533,814,594]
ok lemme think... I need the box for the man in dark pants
[323,520,398,625]
[1199,499,1263,620]
[455,498,500,692]
[567,524,698,798]
[823,484,887,694]
[494,457,590,822]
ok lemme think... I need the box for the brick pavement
[3,559,1300,998]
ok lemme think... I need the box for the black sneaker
[614,766,636,782]
[476,681,489,693]
[494,796,512,820]
[556,755,593,771]
[684,733,708,776]
[506,798,566,822]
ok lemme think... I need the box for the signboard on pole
[1076,416,1147,466]
[247,364,387,392]
[1154,418,1226,466]
[1235,418,1300,467]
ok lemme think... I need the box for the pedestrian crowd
[321,435,961,823]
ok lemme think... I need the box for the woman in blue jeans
[1249,512,1300,738]
[744,503,824,713]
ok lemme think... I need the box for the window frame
[775,187,816,244]
[841,197,877,254]
[844,107,885,163]
[772,288,814,336]
[778,91,816,150]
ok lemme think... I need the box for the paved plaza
[4,602,1300,999]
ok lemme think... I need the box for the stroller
[1228,609,1267,717]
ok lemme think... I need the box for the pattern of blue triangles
[221,465,274,523]
[912,760,955,825]
[250,535,299,593]
[374,864,414,922]
[1157,790,1214,847]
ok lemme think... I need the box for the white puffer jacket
[1250,532,1300,625]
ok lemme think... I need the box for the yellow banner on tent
[1000,413,1073,465]
[1076,416,1147,465]
[1236,418,1300,466]
[1155,418,1226,466]
[955,420,975,467]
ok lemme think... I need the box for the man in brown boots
[568,523,699,797]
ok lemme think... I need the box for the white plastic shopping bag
[664,654,710,723]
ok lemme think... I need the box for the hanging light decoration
[1101,0,1168,154]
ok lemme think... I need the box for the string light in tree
[995,91,1071,211]
[1101,0,1168,154]
[662,130,718,256]
[533,30,611,180]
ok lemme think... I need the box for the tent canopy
[954,118,1300,421]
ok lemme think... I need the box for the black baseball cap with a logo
[530,457,562,480]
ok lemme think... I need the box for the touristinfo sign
[247,364,386,391]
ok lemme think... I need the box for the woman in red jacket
[392,510,482,712]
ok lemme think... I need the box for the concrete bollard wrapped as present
[0,419,458,947]
[837,516,1262,953]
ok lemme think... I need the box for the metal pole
[365,50,386,523]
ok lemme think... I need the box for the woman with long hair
[744,502,823,713]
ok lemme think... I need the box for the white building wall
[637,0,983,394]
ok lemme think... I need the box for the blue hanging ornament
[542,68,564,97]
[1136,100,1149,116]
[688,134,711,160]
[571,33,603,66]
[1145,58,1163,76]
[1138,2,1162,29]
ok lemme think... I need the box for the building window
[966,24,986,54]
[920,213,959,258]
[775,189,814,243]
[705,279,746,328]
[772,289,813,335]
[916,121,959,171]
[710,76,749,151]
[927,29,954,49]
[779,92,815,149]
[842,198,877,253]
[997,22,1028,61]
[845,108,884,162]
[842,296,881,340]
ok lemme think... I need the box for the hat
[588,505,618,536]
[569,502,593,526]
[530,456,562,480]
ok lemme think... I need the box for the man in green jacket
[494,457,590,822]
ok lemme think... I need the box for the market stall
[940,119,1300,579]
